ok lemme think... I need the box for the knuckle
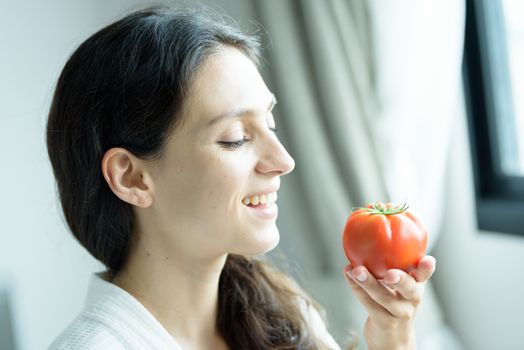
[411,295,422,306]
[401,289,417,300]
[397,309,412,321]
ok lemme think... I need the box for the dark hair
[46,5,338,349]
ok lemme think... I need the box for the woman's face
[142,47,295,259]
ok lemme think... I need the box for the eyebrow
[206,94,277,127]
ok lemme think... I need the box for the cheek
[156,149,253,229]
[167,150,250,213]
[202,159,248,208]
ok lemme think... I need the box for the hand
[343,255,436,350]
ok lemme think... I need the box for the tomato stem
[356,202,409,215]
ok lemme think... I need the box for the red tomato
[342,202,428,279]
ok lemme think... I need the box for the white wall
[0,1,147,349]
[432,95,524,349]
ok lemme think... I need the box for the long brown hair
[46,5,342,349]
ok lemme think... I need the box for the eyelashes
[219,128,279,149]
[219,137,249,149]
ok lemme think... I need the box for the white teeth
[243,192,277,206]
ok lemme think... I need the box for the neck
[112,234,228,348]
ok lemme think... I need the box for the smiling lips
[242,192,278,206]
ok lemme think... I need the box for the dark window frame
[464,0,524,236]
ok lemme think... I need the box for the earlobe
[101,148,154,208]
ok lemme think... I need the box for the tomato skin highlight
[342,202,428,279]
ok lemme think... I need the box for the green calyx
[356,202,409,216]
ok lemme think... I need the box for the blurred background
[1,0,524,349]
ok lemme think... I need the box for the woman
[47,5,435,350]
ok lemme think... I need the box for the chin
[237,226,280,256]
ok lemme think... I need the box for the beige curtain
[255,0,384,272]
[253,0,465,348]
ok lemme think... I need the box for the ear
[101,148,154,208]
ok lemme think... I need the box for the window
[464,0,524,236]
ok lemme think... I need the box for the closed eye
[218,127,278,150]
[218,137,250,149]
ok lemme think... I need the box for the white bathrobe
[49,272,341,349]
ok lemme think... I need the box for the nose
[255,133,296,176]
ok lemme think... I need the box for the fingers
[378,256,436,301]
[382,269,422,301]
[343,267,395,319]
[409,255,436,282]
[343,259,436,319]
[344,265,408,317]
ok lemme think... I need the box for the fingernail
[354,271,367,282]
